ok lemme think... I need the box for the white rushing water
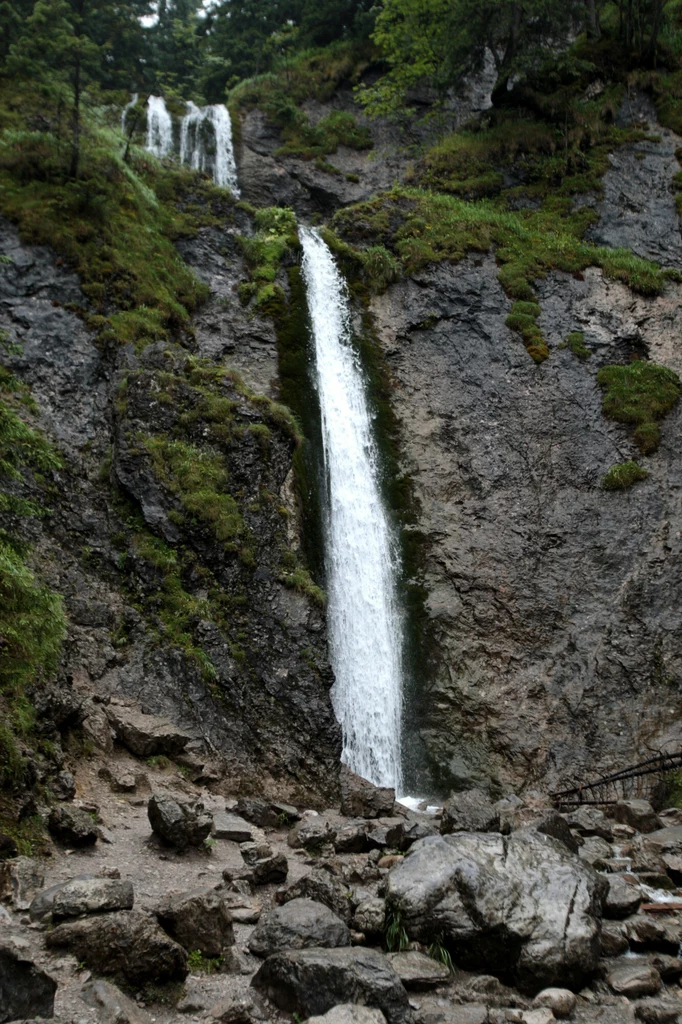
[121,92,139,135]
[146,95,173,158]
[300,227,403,791]
[180,102,240,195]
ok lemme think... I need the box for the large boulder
[387,831,607,993]
[81,978,153,1024]
[612,800,662,835]
[52,878,134,920]
[251,947,412,1024]
[603,875,643,919]
[564,806,613,842]
[248,898,350,957]
[386,951,450,990]
[147,794,212,850]
[106,704,193,758]
[340,766,395,820]
[156,888,234,956]
[274,869,353,923]
[288,816,337,850]
[0,937,57,1024]
[0,856,45,910]
[212,812,255,843]
[48,805,98,846]
[46,909,188,986]
[440,789,499,835]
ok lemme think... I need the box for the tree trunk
[647,0,665,59]
[585,0,600,39]
[69,55,81,179]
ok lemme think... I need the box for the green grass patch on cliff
[602,460,649,490]
[597,360,681,453]
[238,206,299,313]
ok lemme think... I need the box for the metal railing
[551,750,682,809]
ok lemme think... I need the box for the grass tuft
[597,360,681,453]
[602,461,649,490]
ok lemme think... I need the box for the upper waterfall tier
[146,95,173,159]
[142,96,239,195]
[300,226,404,792]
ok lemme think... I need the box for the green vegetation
[563,331,591,360]
[597,360,681,453]
[428,936,455,973]
[384,906,410,952]
[186,950,224,974]
[602,460,649,490]
[238,206,299,312]
[505,301,548,364]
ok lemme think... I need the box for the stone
[367,819,407,851]
[156,888,235,955]
[532,988,576,1018]
[98,764,137,792]
[251,946,412,1024]
[604,875,643,919]
[29,875,93,922]
[250,851,288,885]
[0,937,57,1024]
[0,856,45,910]
[521,1012,555,1024]
[272,801,301,824]
[600,922,629,957]
[564,806,614,842]
[634,998,682,1024]
[387,950,450,989]
[53,769,76,800]
[81,710,114,752]
[235,797,280,829]
[649,953,682,980]
[81,978,153,1024]
[340,765,396,819]
[0,832,18,860]
[335,819,371,853]
[208,993,261,1023]
[248,898,350,957]
[607,963,662,997]
[212,811,254,843]
[625,912,681,950]
[307,1007,388,1024]
[577,835,612,867]
[240,839,274,864]
[500,808,579,855]
[48,804,98,846]
[274,869,353,923]
[52,877,134,919]
[221,890,262,924]
[147,793,212,850]
[612,800,662,835]
[354,898,386,936]
[398,820,439,850]
[440,788,500,834]
[387,831,607,993]
[289,816,337,850]
[46,909,188,986]
[107,704,193,757]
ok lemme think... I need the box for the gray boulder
[607,962,662,997]
[335,820,371,854]
[500,807,579,854]
[30,875,94,922]
[251,946,412,1024]
[387,831,607,993]
[48,805,98,846]
[248,898,350,957]
[612,800,662,835]
[308,1008,387,1024]
[156,888,235,956]
[147,793,212,850]
[354,898,386,937]
[52,878,134,919]
[275,869,353,923]
[46,909,188,985]
[565,806,614,842]
[107,705,193,758]
[213,812,254,843]
[0,937,57,1024]
[603,875,643,919]
[386,950,450,990]
[289,816,337,850]
[0,856,45,910]
[440,789,500,835]
[81,978,153,1024]
[340,766,395,819]
[235,797,280,829]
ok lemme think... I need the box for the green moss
[564,331,591,360]
[505,302,549,364]
[238,206,298,312]
[278,563,326,608]
[602,460,649,490]
[597,360,681,453]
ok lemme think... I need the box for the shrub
[602,461,649,490]
[597,360,681,453]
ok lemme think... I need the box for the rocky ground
[3,709,682,1024]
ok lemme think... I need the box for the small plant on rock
[186,950,223,974]
[601,461,649,490]
[428,935,454,973]
[384,906,409,952]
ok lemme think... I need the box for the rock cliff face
[370,95,682,795]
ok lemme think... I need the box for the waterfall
[146,96,173,159]
[300,227,403,792]
[180,102,240,195]
[121,92,139,135]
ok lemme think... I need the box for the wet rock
[386,951,450,990]
[564,806,614,842]
[387,831,606,993]
[275,869,353,923]
[532,988,576,1018]
[46,909,188,985]
[340,765,396,819]
[0,856,45,910]
[440,788,500,834]
[354,898,386,937]
[212,811,254,843]
[634,998,682,1024]
[307,1007,387,1024]
[577,835,612,867]
[48,805,98,846]
[156,888,235,955]
[600,922,630,957]
[289,816,337,850]
[107,704,194,758]
[612,800,662,835]
[501,808,579,855]
[398,819,439,851]
[0,936,57,1024]
[81,978,153,1024]
[147,793,212,850]
[604,875,643,919]
[625,912,681,951]
[251,946,412,1024]
[649,953,682,980]
[248,897,350,957]
[52,878,134,919]
[607,962,661,997]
